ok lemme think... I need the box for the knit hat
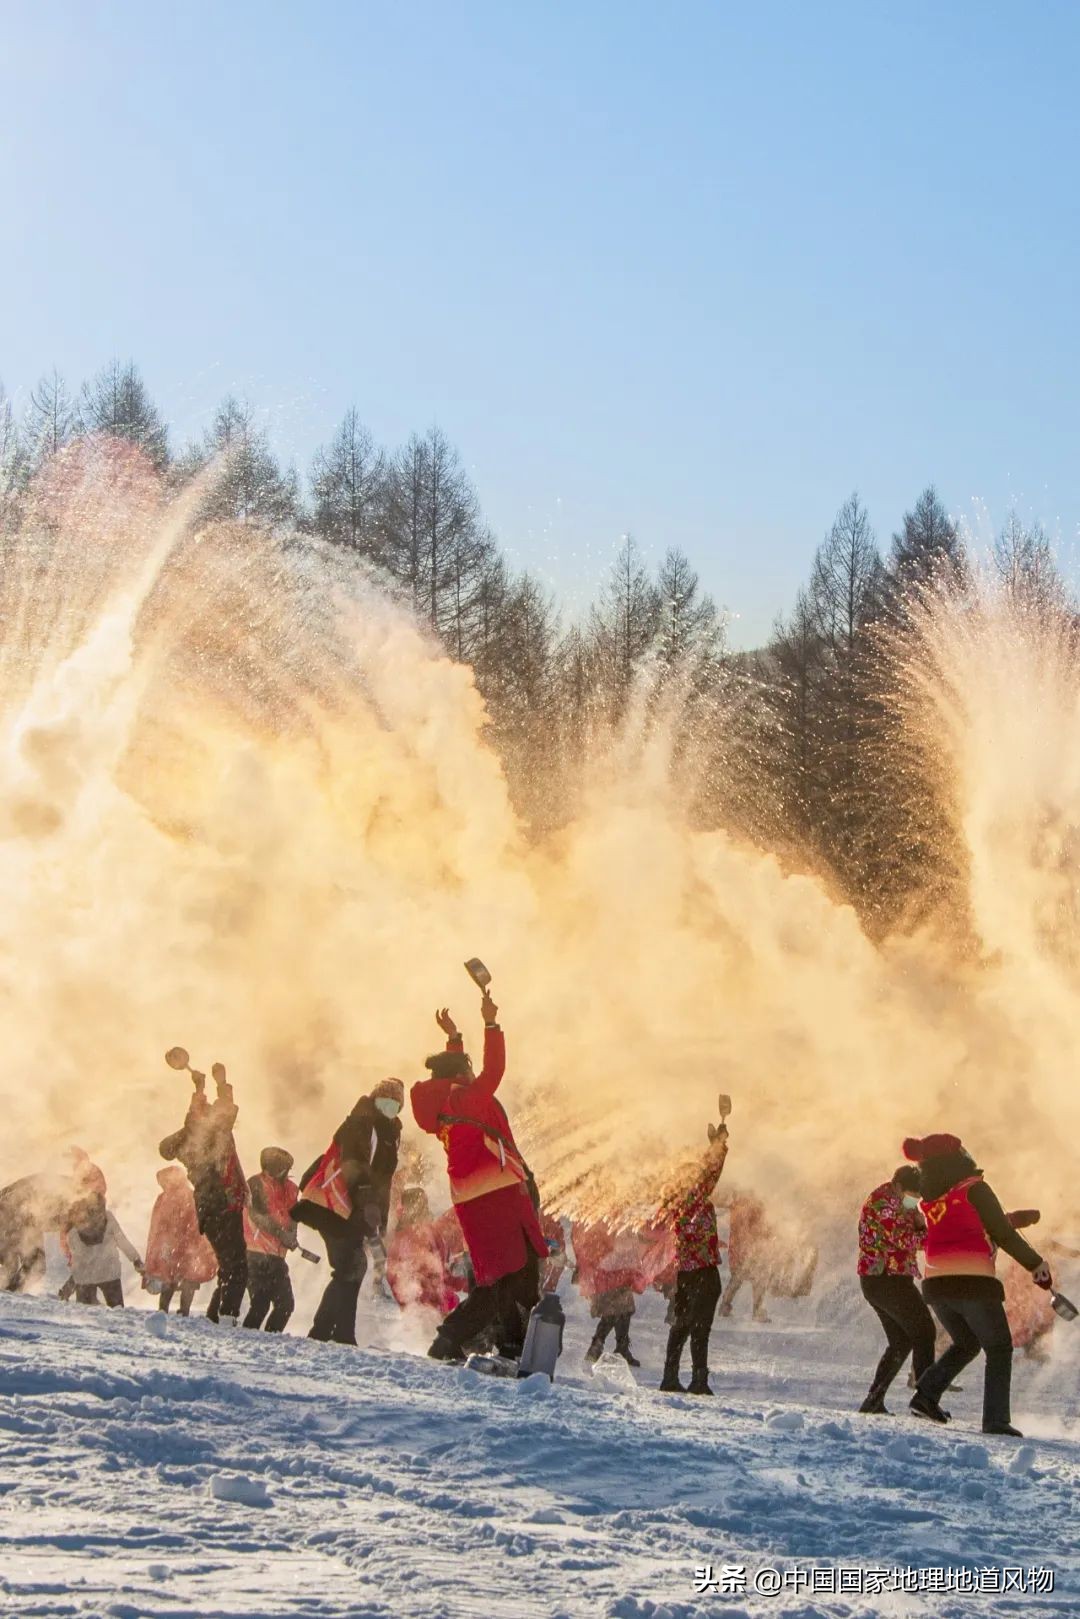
[902,1133,963,1162]
[372,1077,405,1105]
[260,1146,294,1177]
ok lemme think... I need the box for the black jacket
[298,1097,402,1232]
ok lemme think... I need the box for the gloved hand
[1032,1260,1053,1290]
[707,1122,729,1145]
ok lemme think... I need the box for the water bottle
[517,1291,565,1381]
[1051,1290,1078,1322]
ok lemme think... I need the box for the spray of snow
[0,442,1077,1252]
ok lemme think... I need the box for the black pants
[860,1274,936,1404]
[590,1312,633,1354]
[159,1281,198,1316]
[309,1223,368,1344]
[75,1279,124,1307]
[198,1199,249,1323]
[244,1252,294,1333]
[918,1288,1014,1428]
[437,1252,540,1359]
[664,1264,722,1380]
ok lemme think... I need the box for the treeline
[0,361,1070,939]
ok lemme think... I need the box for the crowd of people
[0,985,1069,1436]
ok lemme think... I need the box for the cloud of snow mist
[0,445,1077,1267]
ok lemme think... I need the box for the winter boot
[983,1422,1023,1438]
[428,1333,466,1363]
[585,1335,605,1364]
[614,1323,640,1367]
[660,1340,686,1393]
[909,1390,950,1424]
[859,1392,890,1415]
[688,1371,714,1395]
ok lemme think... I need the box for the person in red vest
[293,1078,404,1344]
[143,1166,217,1315]
[903,1133,1051,1436]
[243,1148,300,1333]
[856,1165,935,1413]
[159,1061,249,1325]
[657,1124,729,1395]
[410,990,547,1362]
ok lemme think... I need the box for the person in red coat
[144,1166,217,1316]
[410,989,547,1361]
[386,1188,465,1316]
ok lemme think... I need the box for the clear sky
[3,2,1079,645]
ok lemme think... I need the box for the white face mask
[902,1194,921,1210]
[375,1097,401,1119]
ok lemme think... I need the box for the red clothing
[453,1183,546,1288]
[921,1176,995,1280]
[411,1027,527,1203]
[243,1173,299,1257]
[387,1208,463,1315]
[411,1024,546,1286]
[145,1167,217,1285]
[573,1222,650,1301]
[857,1182,923,1277]
[660,1144,727,1273]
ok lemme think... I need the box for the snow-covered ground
[1,1277,1077,1619]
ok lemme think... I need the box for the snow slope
[1,1283,1077,1619]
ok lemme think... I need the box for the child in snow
[243,1148,300,1333]
[66,1196,143,1307]
[657,1121,729,1395]
[144,1166,217,1316]
[57,1147,108,1300]
[386,1187,465,1317]
[573,1220,647,1367]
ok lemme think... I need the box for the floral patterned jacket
[857,1182,923,1277]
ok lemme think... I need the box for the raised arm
[471,992,505,1097]
[696,1132,729,1200]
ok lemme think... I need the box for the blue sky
[2,2,1078,645]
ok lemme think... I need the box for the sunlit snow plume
[0,442,1077,1243]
